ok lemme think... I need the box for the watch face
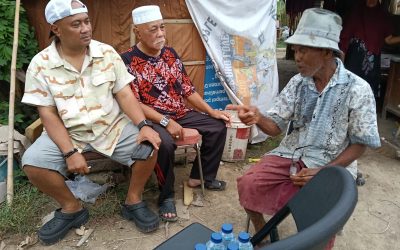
[160,116,169,127]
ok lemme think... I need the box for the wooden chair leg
[245,214,251,232]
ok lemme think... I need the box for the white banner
[186,0,279,143]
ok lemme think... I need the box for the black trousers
[152,111,227,204]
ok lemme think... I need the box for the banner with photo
[186,0,279,143]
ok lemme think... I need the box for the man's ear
[133,25,141,39]
[50,24,61,38]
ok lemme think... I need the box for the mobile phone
[131,141,154,161]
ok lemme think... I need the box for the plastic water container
[220,223,235,247]
[222,110,251,162]
[194,243,207,250]
[237,232,253,250]
[206,232,225,250]
[227,241,240,250]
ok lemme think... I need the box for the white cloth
[132,5,163,24]
[186,0,279,143]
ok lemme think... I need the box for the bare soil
[2,54,400,250]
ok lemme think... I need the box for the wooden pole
[7,0,21,205]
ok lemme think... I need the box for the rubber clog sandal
[121,201,159,233]
[38,208,89,245]
[204,179,226,191]
[159,198,178,222]
[187,179,227,191]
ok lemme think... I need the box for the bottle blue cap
[238,231,250,243]
[194,243,207,250]
[227,241,239,250]
[210,232,223,243]
[221,223,233,233]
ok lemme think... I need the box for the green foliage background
[0,0,39,133]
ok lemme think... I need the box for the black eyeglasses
[289,145,312,175]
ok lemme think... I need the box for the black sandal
[205,179,226,191]
[159,198,178,222]
[121,201,159,233]
[38,208,89,245]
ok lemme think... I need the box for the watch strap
[137,119,153,130]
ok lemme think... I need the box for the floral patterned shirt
[266,58,381,177]
[120,46,196,120]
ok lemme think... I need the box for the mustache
[154,39,165,44]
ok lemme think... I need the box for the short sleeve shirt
[266,58,381,177]
[120,46,195,120]
[22,40,134,156]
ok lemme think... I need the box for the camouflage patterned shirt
[22,40,134,156]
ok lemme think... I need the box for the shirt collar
[303,57,347,91]
[47,40,104,69]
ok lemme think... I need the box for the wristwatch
[137,119,153,130]
[159,116,170,128]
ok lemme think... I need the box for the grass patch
[0,175,50,236]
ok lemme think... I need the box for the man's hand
[210,109,231,124]
[226,104,261,126]
[66,152,90,175]
[166,119,183,140]
[137,126,161,150]
[290,167,322,186]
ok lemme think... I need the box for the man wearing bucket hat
[120,5,230,222]
[228,8,380,248]
[21,0,162,244]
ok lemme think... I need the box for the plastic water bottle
[227,241,240,250]
[206,232,225,250]
[237,232,254,250]
[220,223,235,247]
[194,243,207,250]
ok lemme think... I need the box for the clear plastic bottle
[194,243,207,250]
[206,232,225,250]
[220,223,235,247]
[237,232,254,250]
[227,241,240,250]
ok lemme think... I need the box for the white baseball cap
[285,8,343,53]
[45,0,88,24]
[132,5,163,25]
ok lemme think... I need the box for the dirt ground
[2,53,400,250]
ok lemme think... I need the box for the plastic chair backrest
[256,166,358,250]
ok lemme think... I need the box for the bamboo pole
[7,0,21,205]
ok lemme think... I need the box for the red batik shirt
[120,46,195,120]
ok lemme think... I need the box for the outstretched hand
[226,104,260,126]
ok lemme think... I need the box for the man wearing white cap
[21,0,162,244]
[121,5,230,222]
[228,8,380,248]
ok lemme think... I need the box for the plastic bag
[65,175,111,203]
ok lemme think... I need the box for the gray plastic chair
[251,166,358,250]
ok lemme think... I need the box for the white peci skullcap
[132,5,163,25]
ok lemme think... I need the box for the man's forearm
[326,144,367,167]
[186,92,214,114]
[256,115,281,136]
[38,106,75,154]
[115,85,147,125]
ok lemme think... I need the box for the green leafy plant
[0,1,39,133]
[0,0,38,82]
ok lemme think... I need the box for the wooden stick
[7,0,21,205]
[76,228,94,247]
